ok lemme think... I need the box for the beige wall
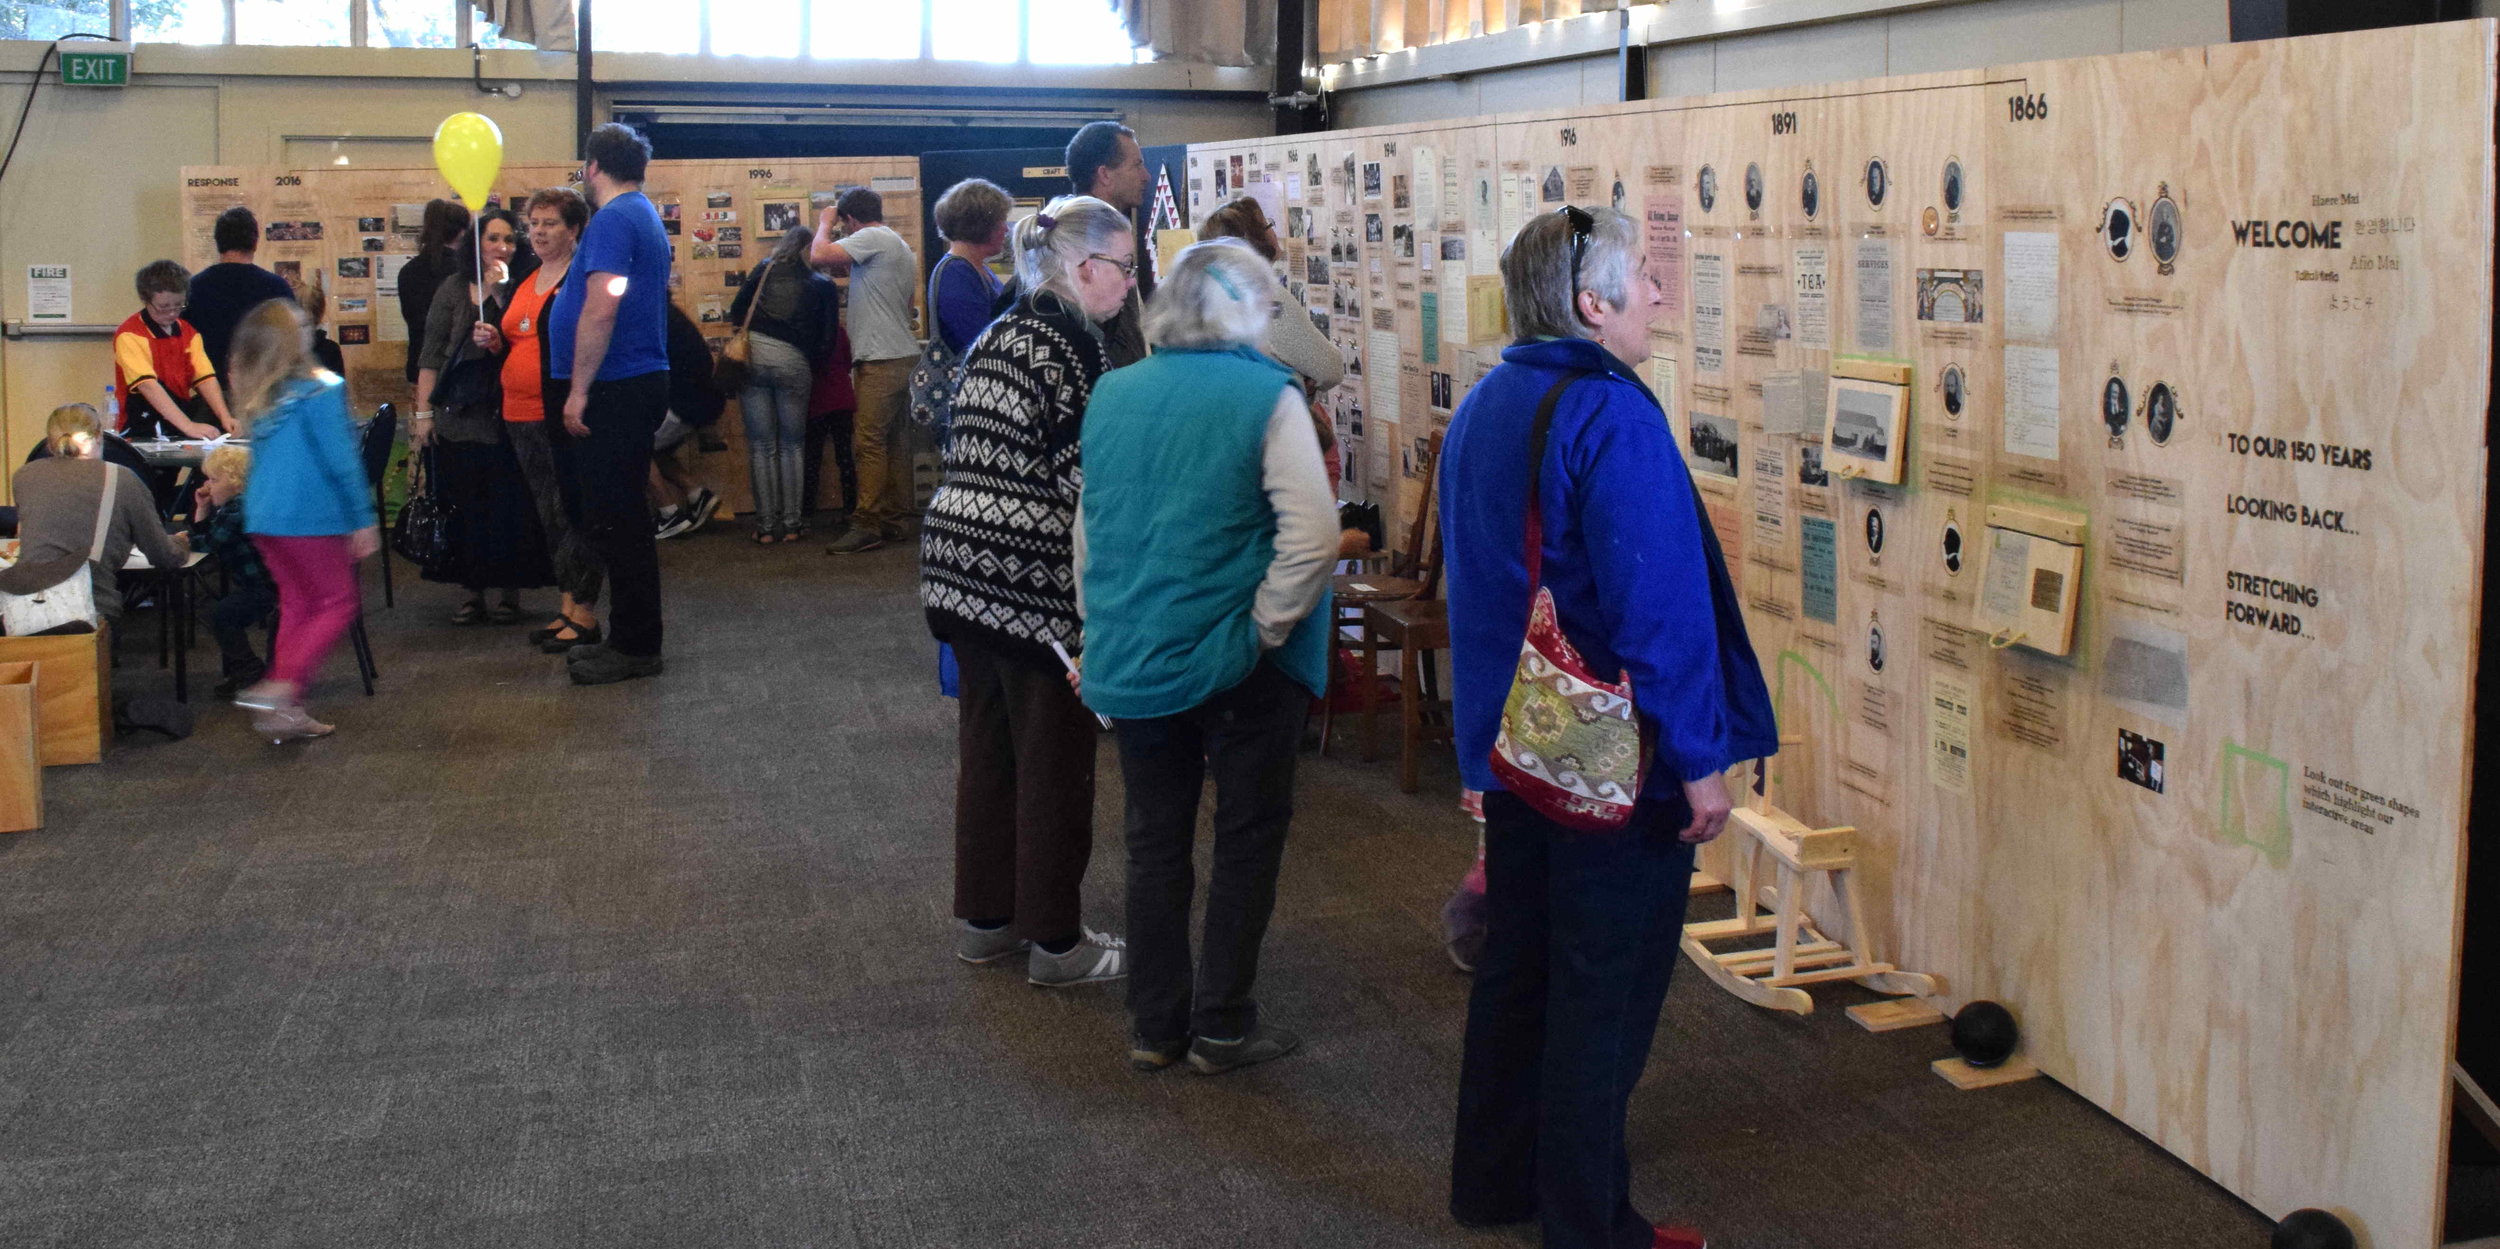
[1333,0,2233,128]
[0,49,591,482]
[0,45,1269,493]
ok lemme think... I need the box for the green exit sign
[60,46,131,88]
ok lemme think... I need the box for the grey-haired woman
[1076,238,1338,1075]
[1442,206,1776,1249]
[920,195,1134,990]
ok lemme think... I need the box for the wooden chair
[1360,595,1450,793]
[1322,433,1444,760]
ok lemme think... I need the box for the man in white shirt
[810,188,921,555]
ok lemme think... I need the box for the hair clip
[1035,212,1058,231]
[1210,268,1244,300]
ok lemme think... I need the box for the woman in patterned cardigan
[919,195,1136,988]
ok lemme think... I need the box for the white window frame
[101,0,1134,63]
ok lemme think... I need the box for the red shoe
[1654,1225,1708,1249]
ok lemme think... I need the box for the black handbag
[429,292,505,411]
[389,448,455,573]
[430,354,502,411]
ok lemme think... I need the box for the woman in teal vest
[1076,239,1339,1075]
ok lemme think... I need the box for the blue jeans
[1451,788,1698,1249]
[740,333,813,532]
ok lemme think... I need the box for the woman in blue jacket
[227,299,378,743]
[1440,206,1777,1249]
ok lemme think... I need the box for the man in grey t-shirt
[810,187,921,554]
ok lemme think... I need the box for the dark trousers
[1114,658,1307,1046]
[571,372,668,657]
[508,417,603,605]
[209,586,276,676]
[803,408,857,518]
[1451,789,1698,1249]
[951,636,1100,944]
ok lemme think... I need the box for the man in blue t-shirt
[547,122,674,685]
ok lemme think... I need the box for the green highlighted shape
[2220,741,2292,864]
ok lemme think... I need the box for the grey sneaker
[1128,1035,1188,1072]
[1187,1022,1300,1075]
[1027,928,1126,987]
[824,526,886,555]
[954,919,1029,965]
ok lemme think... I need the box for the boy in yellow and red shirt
[113,259,233,441]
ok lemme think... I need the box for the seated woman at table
[189,445,276,698]
[115,260,233,441]
[22,422,155,481]
[0,403,188,631]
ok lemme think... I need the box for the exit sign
[60,45,131,88]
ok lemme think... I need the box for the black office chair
[358,404,398,608]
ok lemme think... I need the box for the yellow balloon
[432,112,505,211]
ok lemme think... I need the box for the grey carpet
[0,531,2272,1248]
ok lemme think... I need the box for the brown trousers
[849,355,915,531]
[952,635,1101,944]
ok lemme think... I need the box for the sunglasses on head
[1559,205,1593,309]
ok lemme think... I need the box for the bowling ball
[2271,1209,2355,1249]
[1950,1000,2018,1068]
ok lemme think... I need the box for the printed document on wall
[1852,238,1894,353]
[1692,253,1727,374]
[2003,344,2061,460]
[2002,231,2059,344]
[1792,246,1829,350]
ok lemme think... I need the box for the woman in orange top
[475,186,600,651]
[114,259,233,440]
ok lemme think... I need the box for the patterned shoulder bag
[1487,375,1650,831]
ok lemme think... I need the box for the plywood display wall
[1192,22,2495,1247]
[177,157,923,516]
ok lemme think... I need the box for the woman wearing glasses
[113,260,232,442]
[1441,207,1776,1249]
[919,195,1134,990]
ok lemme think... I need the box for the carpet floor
[0,528,2274,1248]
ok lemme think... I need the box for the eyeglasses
[1559,205,1593,311]
[1084,253,1138,279]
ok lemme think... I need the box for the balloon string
[474,206,487,318]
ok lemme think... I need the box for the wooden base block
[1932,1055,2040,1090]
[0,662,43,832]
[1689,870,1725,895]
[1849,998,1945,1033]
[0,626,108,766]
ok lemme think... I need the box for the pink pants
[251,534,360,691]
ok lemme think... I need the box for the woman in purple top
[929,178,1013,355]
